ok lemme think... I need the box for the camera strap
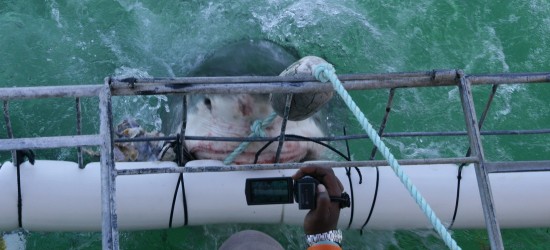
[330,192,351,209]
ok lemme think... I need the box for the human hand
[292,165,344,235]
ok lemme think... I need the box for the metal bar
[459,84,499,161]
[370,88,396,159]
[0,85,102,100]
[0,71,547,99]
[480,129,550,135]
[76,98,84,169]
[2,101,16,163]
[275,94,292,163]
[99,79,119,250]
[109,70,550,85]
[458,71,504,250]
[111,77,550,97]
[486,161,550,173]
[449,84,499,230]
[0,135,102,151]
[478,85,499,126]
[383,129,550,137]
[108,126,550,146]
[179,96,188,166]
[109,70,445,84]
[2,101,14,138]
[116,156,479,175]
[107,70,550,96]
[468,72,550,85]
[110,77,444,96]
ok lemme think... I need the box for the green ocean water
[1,0,550,249]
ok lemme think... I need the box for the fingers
[292,165,344,196]
[315,184,331,212]
[303,183,340,234]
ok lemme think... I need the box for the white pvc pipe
[0,160,549,231]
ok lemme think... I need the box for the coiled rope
[313,63,461,250]
[224,112,278,165]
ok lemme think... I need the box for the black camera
[245,176,319,210]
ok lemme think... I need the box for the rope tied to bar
[313,63,461,250]
[224,112,278,165]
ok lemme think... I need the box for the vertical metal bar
[449,84,499,229]
[274,94,293,163]
[478,84,498,127]
[370,88,396,160]
[76,97,84,169]
[179,96,187,166]
[99,78,119,250]
[457,71,504,250]
[2,100,16,163]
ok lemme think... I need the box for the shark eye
[204,97,212,111]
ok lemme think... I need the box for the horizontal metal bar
[383,129,550,137]
[481,128,550,135]
[110,74,550,96]
[116,156,478,175]
[110,76,457,96]
[486,161,550,173]
[114,134,373,144]
[0,85,102,100]
[115,136,178,143]
[183,134,377,142]
[1,71,548,99]
[0,135,102,150]
[111,127,550,144]
[383,131,468,137]
[109,70,444,84]
[110,70,550,86]
[467,72,550,85]
[108,71,455,96]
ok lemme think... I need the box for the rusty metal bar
[0,71,547,99]
[0,135,102,151]
[486,161,550,173]
[458,71,504,250]
[370,88,396,159]
[0,85,102,100]
[116,156,479,175]
[108,70,550,96]
[2,101,16,163]
[99,79,119,250]
[109,70,550,86]
[110,127,550,144]
[275,94,293,163]
[76,97,84,169]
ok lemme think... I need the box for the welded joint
[431,69,458,82]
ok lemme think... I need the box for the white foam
[251,0,380,36]
[48,0,63,28]
[111,67,169,131]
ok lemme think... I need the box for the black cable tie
[168,174,182,228]
[168,173,189,227]
[14,149,34,229]
[354,166,363,184]
[360,166,380,233]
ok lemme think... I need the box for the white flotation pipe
[0,160,549,231]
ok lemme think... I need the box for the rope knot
[250,120,266,137]
[313,63,336,83]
